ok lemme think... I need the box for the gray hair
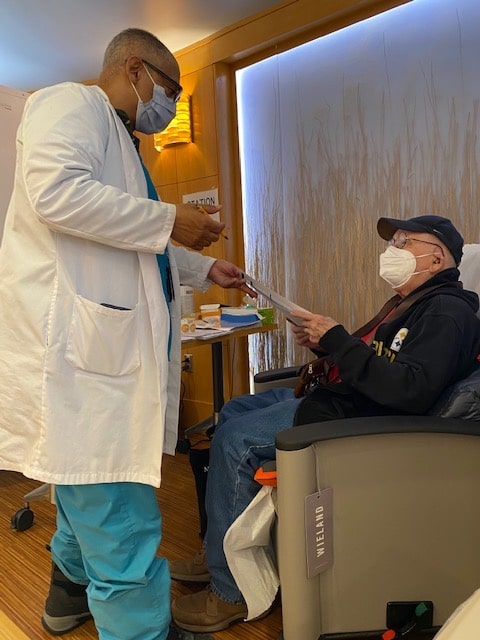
[102,28,173,70]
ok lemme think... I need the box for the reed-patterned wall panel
[237,0,480,373]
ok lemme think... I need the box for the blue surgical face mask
[131,64,176,134]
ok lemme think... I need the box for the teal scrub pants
[50,483,171,640]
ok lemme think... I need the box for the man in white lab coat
[0,28,252,640]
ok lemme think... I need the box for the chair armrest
[254,365,301,393]
[254,365,301,384]
[275,414,480,452]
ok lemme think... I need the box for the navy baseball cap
[377,214,464,266]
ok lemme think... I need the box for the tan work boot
[172,588,248,633]
[169,548,211,583]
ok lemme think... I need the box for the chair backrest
[459,243,480,301]
[427,243,480,420]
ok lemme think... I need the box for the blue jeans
[51,483,171,640]
[204,387,301,603]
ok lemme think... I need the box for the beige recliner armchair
[275,413,480,639]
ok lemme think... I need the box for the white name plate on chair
[305,488,333,578]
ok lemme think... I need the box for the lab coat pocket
[65,295,140,376]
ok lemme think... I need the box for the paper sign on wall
[182,189,220,222]
[182,189,218,206]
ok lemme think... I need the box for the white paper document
[244,275,310,325]
[180,324,235,342]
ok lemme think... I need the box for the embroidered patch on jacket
[391,328,409,352]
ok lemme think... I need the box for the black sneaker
[41,562,92,635]
[167,627,213,640]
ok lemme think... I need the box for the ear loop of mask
[406,251,437,278]
[130,63,154,103]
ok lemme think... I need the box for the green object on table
[258,307,275,325]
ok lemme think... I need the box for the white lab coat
[0,83,215,486]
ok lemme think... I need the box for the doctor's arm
[172,246,256,296]
[21,85,222,254]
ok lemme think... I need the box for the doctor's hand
[207,260,258,297]
[289,308,339,348]
[172,204,226,251]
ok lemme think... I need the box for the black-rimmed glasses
[141,59,183,102]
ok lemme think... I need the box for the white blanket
[223,485,279,620]
[434,589,480,639]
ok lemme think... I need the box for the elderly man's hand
[172,204,226,251]
[290,308,339,347]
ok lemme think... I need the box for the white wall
[0,85,27,244]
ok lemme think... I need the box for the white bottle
[180,285,195,317]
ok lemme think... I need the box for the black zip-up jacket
[317,268,480,415]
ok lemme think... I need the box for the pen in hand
[197,205,229,240]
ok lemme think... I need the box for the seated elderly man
[171,215,480,634]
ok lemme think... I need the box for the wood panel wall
[140,0,411,429]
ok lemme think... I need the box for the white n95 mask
[131,65,176,134]
[379,245,433,288]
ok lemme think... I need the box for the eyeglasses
[141,59,183,102]
[388,232,444,256]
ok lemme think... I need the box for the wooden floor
[0,451,283,640]
[0,456,439,640]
